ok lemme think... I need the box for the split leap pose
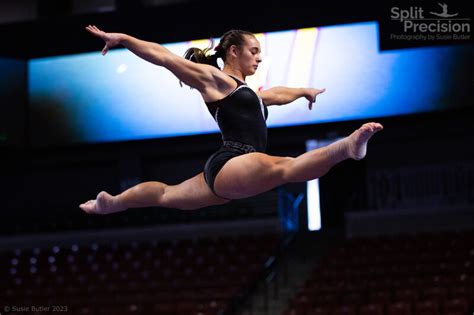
[80,25,383,214]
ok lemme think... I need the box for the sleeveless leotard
[203,75,268,198]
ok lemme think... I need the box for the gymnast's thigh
[213,152,294,200]
[163,172,231,210]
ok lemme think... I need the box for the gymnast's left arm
[257,87,325,110]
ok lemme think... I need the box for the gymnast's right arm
[85,25,218,92]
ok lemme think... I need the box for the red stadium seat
[393,288,419,303]
[282,308,297,315]
[442,298,470,314]
[386,301,412,315]
[421,286,447,301]
[308,305,333,315]
[414,300,440,315]
[331,304,357,315]
[358,303,384,315]
[96,303,143,315]
[314,293,339,306]
[368,290,392,304]
[341,292,366,304]
[449,286,472,302]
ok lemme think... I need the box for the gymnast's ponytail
[183,41,222,69]
[180,30,254,87]
[179,40,221,88]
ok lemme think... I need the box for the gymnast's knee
[158,185,199,211]
[157,184,177,209]
[278,156,297,182]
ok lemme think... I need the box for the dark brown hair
[180,30,254,87]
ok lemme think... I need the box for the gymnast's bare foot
[346,122,383,160]
[79,191,125,215]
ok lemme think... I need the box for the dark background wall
[3,0,472,59]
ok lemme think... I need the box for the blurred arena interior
[0,0,473,314]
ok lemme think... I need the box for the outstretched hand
[305,88,326,110]
[85,25,122,56]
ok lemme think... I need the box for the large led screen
[29,21,472,146]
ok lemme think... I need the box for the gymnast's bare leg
[213,122,382,199]
[79,172,230,214]
[79,122,382,214]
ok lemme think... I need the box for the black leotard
[203,75,269,198]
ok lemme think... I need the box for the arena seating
[1,233,280,315]
[283,229,474,315]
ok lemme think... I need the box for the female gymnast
[80,25,383,215]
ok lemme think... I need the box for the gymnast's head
[184,30,262,76]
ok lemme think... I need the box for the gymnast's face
[235,35,262,76]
